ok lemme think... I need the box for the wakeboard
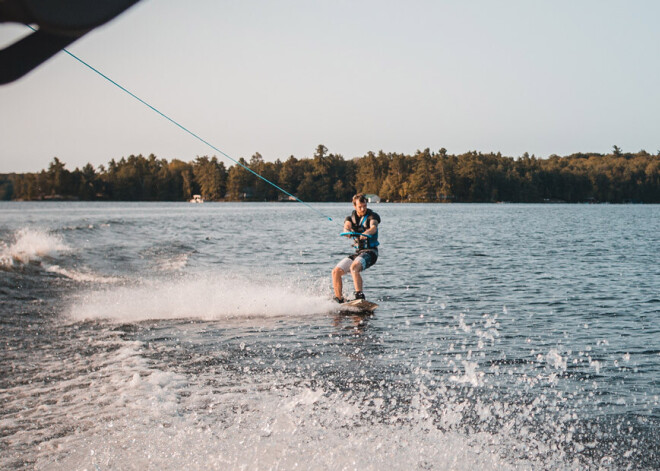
[338,299,378,314]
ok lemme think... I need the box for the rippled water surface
[1,202,659,470]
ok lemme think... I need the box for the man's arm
[361,220,378,238]
[343,219,353,233]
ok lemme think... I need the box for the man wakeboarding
[332,193,380,303]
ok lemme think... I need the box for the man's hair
[352,193,367,204]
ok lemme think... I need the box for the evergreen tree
[226,158,252,200]
[192,156,227,201]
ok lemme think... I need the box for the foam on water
[0,316,628,470]
[0,331,190,470]
[45,264,122,284]
[68,273,337,322]
[33,387,531,471]
[155,253,190,272]
[0,227,70,267]
[8,331,538,471]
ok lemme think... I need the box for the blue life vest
[348,209,380,251]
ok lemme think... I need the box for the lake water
[1,202,659,470]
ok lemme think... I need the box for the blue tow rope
[29,25,333,222]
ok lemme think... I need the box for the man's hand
[343,221,353,235]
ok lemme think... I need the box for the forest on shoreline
[2,145,659,203]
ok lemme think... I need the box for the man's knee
[332,266,345,277]
[350,260,363,274]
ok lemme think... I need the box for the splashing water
[0,228,69,267]
[67,274,337,322]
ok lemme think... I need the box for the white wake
[68,274,337,322]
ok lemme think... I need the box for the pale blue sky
[1,0,658,173]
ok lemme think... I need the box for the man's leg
[332,266,345,299]
[350,259,363,293]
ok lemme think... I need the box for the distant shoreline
[2,199,654,205]
[2,146,659,204]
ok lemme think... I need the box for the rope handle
[340,232,373,238]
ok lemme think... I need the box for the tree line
[2,145,659,203]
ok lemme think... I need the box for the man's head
[352,193,368,216]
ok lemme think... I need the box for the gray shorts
[335,250,378,273]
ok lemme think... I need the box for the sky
[1,0,659,173]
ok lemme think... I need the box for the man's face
[353,199,367,216]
